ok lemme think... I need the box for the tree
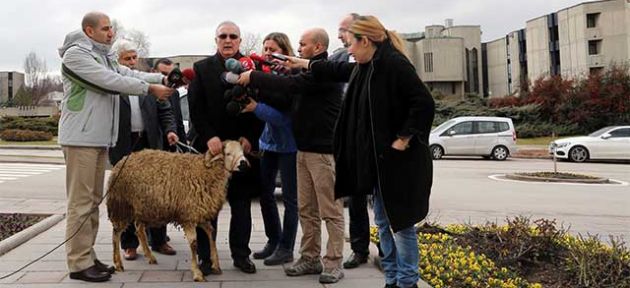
[22,52,61,105]
[240,32,262,55]
[112,19,151,57]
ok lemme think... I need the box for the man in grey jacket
[58,11,173,283]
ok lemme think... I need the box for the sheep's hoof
[193,275,206,282]
[115,265,124,272]
[210,267,222,275]
[148,258,158,265]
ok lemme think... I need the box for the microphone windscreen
[225,58,243,74]
[182,68,195,81]
[239,57,256,71]
[221,72,240,84]
[226,101,241,115]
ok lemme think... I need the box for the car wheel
[430,145,444,160]
[491,146,509,161]
[569,146,589,163]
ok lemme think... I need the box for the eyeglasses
[217,34,239,40]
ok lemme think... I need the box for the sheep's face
[223,140,249,172]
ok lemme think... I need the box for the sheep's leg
[183,225,205,282]
[135,223,157,264]
[199,222,222,275]
[112,223,126,272]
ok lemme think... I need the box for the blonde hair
[263,32,295,57]
[348,15,408,59]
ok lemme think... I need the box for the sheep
[106,140,248,282]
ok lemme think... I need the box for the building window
[588,40,602,55]
[589,67,603,75]
[587,13,600,28]
[424,52,433,73]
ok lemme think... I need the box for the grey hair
[215,21,241,36]
[112,39,138,58]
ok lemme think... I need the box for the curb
[0,214,65,256]
[505,173,610,184]
[0,145,61,150]
[0,156,65,165]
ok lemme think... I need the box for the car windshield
[432,120,456,133]
[588,126,613,137]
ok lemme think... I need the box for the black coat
[163,90,187,151]
[188,53,264,153]
[310,41,435,232]
[249,52,342,154]
[109,94,176,165]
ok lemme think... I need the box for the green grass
[0,137,58,146]
[517,135,576,146]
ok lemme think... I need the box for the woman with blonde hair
[271,15,435,288]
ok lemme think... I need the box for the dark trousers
[197,156,260,262]
[120,132,169,250]
[259,151,298,252]
[348,195,370,256]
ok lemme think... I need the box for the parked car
[429,116,517,160]
[549,125,630,162]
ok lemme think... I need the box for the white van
[429,116,517,160]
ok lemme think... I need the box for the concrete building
[557,0,630,78]
[0,71,25,104]
[144,55,208,70]
[403,21,484,98]
[483,30,527,98]
[485,0,630,97]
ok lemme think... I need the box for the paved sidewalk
[0,171,431,287]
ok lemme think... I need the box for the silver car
[429,116,517,160]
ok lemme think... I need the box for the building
[0,71,25,104]
[484,0,630,97]
[403,20,484,98]
[144,55,208,70]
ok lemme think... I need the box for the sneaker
[285,257,323,276]
[319,267,344,284]
[253,242,276,260]
[263,249,293,266]
[343,252,368,269]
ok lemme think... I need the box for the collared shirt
[129,95,144,132]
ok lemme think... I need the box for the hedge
[0,129,54,142]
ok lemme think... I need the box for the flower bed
[371,216,630,287]
[0,213,47,241]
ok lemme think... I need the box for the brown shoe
[123,248,137,260]
[69,265,111,282]
[152,243,176,255]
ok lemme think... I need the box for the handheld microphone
[239,57,256,72]
[221,71,240,84]
[225,58,244,74]
[249,52,275,66]
[182,68,195,82]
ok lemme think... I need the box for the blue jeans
[259,151,298,252]
[373,188,419,288]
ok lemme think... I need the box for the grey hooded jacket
[57,30,164,147]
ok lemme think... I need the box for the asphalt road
[0,157,628,240]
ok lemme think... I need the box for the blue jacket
[253,103,297,153]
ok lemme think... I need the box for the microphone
[249,52,275,66]
[221,71,240,84]
[225,58,244,74]
[239,57,256,72]
[182,68,195,82]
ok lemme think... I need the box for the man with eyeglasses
[188,20,264,275]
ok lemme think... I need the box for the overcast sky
[1,0,589,73]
